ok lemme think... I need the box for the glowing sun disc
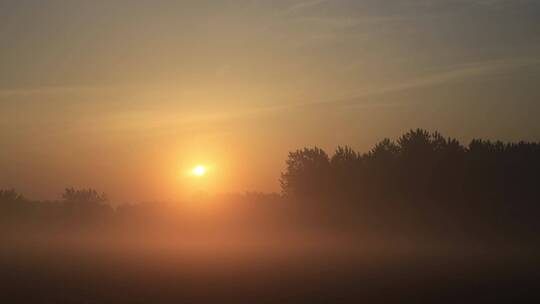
[192,165,207,176]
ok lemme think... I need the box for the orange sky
[1,1,540,201]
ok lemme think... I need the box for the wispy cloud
[283,0,329,14]
[119,58,540,128]
[363,58,540,97]
[242,56,540,114]
[0,86,108,98]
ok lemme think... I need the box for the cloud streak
[245,56,540,114]
[283,0,329,14]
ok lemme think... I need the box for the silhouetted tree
[280,147,331,197]
[62,187,108,205]
[60,187,111,224]
[330,146,361,197]
[0,189,26,217]
[0,189,25,203]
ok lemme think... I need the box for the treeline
[0,187,290,236]
[280,129,540,240]
[0,188,113,230]
[282,129,540,200]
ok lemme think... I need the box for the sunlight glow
[192,165,207,176]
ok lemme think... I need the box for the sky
[1,0,540,201]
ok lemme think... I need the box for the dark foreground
[2,237,539,304]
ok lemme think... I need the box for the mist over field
[3,130,540,303]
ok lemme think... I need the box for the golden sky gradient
[1,0,540,201]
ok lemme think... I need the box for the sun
[192,165,207,177]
